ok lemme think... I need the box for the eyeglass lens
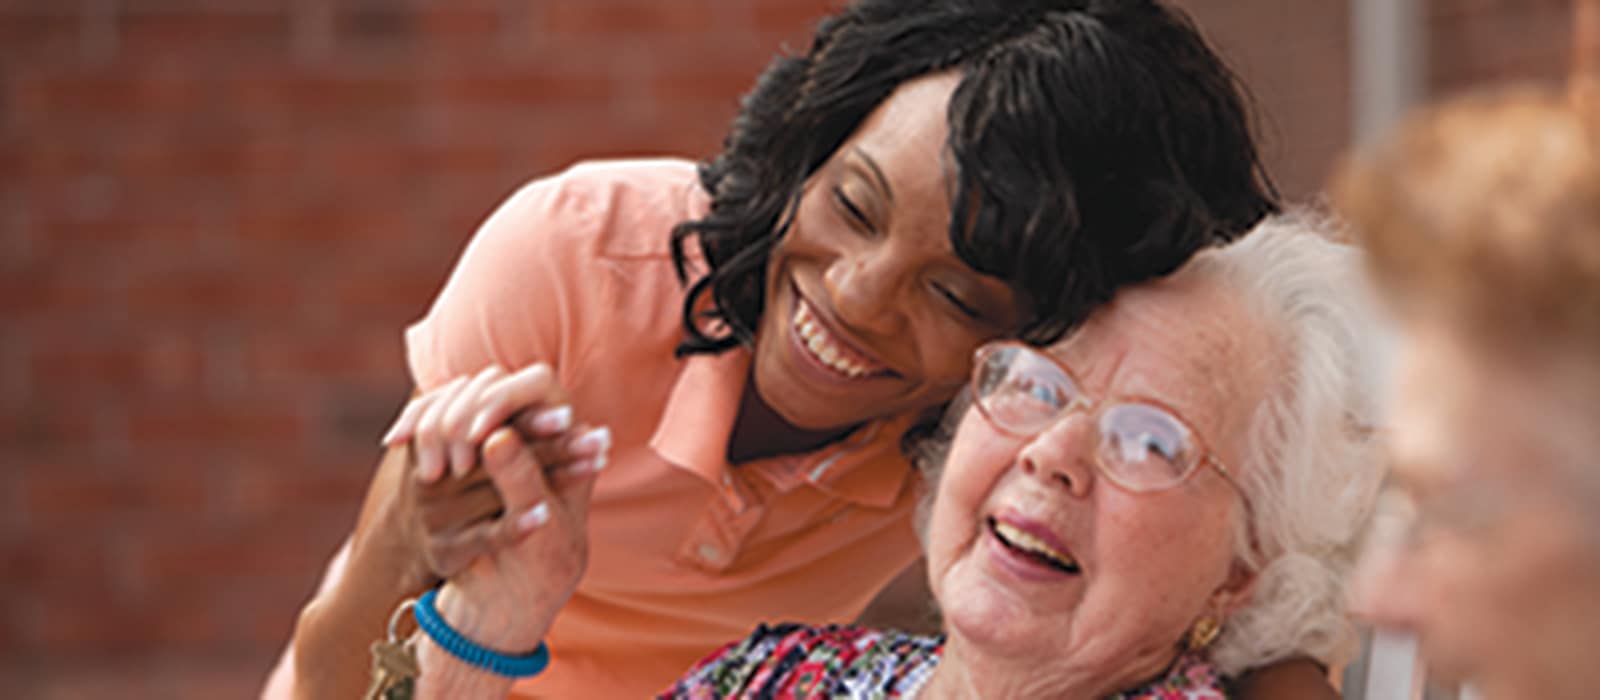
[976,345,1201,490]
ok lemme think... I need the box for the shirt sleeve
[404,168,605,392]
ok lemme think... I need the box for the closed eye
[831,187,873,231]
[934,282,986,322]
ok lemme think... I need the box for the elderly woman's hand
[285,366,607,700]
[413,427,603,698]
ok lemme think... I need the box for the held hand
[433,427,603,652]
[382,363,572,481]
[409,422,611,580]
[288,411,602,700]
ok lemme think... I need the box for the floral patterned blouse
[658,623,1228,699]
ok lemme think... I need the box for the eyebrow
[851,146,895,205]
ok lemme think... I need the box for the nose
[1015,412,1097,497]
[824,247,906,335]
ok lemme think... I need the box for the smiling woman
[270,1,1288,698]
[652,216,1386,698]
[750,73,1025,436]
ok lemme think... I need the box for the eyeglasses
[970,341,1250,502]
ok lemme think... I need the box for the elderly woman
[1333,85,1600,699]
[402,218,1383,698]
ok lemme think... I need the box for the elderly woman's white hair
[1193,212,1384,674]
[916,212,1385,676]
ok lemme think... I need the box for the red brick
[104,142,264,180]
[0,11,80,63]
[19,334,208,399]
[137,331,210,393]
[1430,3,1571,90]
[533,0,727,37]
[4,537,119,595]
[231,202,421,252]
[229,70,411,111]
[316,141,504,183]
[17,462,211,525]
[122,269,303,322]
[125,401,304,446]
[0,271,108,319]
[240,329,403,385]
[647,54,767,104]
[749,0,836,42]
[227,455,371,515]
[416,4,502,37]
[10,74,210,123]
[22,587,224,650]
[425,70,613,109]
[41,217,216,264]
[30,345,142,389]
[134,534,316,584]
[325,266,450,322]
[119,8,292,62]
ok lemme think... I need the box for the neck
[921,634,1177,700]
[726,369,856,464]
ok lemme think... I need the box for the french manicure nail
[572,426,612,454]
[568,453,608,476]
[530,405,574,433]
[517,502,551,531]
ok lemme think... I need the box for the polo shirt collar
[649,347,748,484]
[649,349,915,510]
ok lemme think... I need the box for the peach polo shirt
[264,159,924,699]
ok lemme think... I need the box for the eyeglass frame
[967,340,1257,521]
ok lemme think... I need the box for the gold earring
[1187,616,1222,651]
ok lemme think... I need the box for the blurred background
[0,0,1576,696]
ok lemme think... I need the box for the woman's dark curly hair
[671,0,1278,356]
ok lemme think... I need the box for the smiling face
[1354,324,1600,699]
[924,259,1269,693]
[752,72,1025,431]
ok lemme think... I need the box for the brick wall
[0,1,1575,697]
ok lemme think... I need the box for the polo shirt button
[697,543,722,562]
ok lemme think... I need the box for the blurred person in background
[1333,80,1600,699]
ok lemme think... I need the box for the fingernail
[417,448,437,479]
[516,502,550,531]
[569,453,608,476]
[379,426,398,446]
[571,426,612,454]
[467,414,490,440]
[529,405,573,433]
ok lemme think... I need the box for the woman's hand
[289,363,605,700]
[387,363,609,583]
[415,427,604,697]
[383,363,585,481]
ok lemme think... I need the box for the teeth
[992,520,1078,570]
[791,300,877,378]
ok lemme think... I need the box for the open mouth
[988,516,1081,575]
[790,294,891,379]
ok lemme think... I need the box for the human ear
[1208,559,1259,617]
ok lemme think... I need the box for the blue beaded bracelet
[414,587,550,678]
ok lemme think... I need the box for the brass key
[363,598,420,700]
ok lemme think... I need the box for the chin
[939,570,1049,654]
